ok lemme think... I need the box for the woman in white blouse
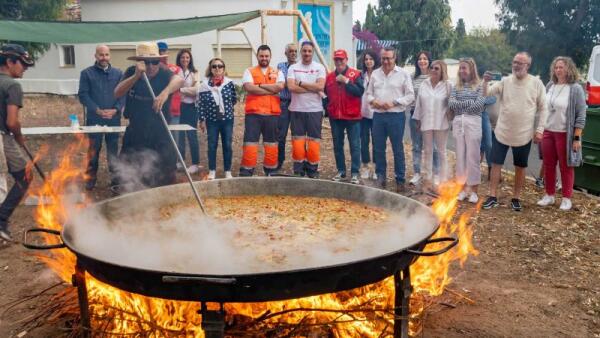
[412,60,451,188]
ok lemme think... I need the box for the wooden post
[216,29,222,58]
[260,10,267,45]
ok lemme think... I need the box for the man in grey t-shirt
[0,44,34,242]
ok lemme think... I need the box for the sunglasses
[211,64,225,69]
[144,60,160,66]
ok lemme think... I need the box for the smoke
[66,192,438,276]
[111,148,162,193]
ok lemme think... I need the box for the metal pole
[21,143,46,180]
[141,72,206,214]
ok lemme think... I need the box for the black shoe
[510,198,522,211]
[306,171,319,179]
[482,196,499,209]
[85,179,96,191]
[293,171,305,177]
[396,182,406,194]
[0,227,13,242]
[535,177,544,189]
[376,178,386,189]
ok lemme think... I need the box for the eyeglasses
[512,60,529,66]
[211,64,225,69]
[381,57,394,61]
[144,60,160,66]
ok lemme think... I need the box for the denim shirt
[78,62,124,126]
[277,61,292,102]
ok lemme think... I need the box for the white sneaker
[457,191,468,201]
[433,175,440,186]
[559,198,572,211]
[556,180,562,191]
[187,164,199,175]
[468,192,479,204]
[176,162,184,171]
[225,171,233,179]
[360,165,370,179]
[372,173,378,180]
[207,170,216,180]
[409,173,422,185]
[536,195,555,206]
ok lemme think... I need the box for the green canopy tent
[0,10,261,43]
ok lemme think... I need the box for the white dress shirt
[366,66,415,113]
[412,79,451,131]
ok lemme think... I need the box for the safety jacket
[325,67,362,120]
[245,66,282,115]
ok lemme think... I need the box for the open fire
[29,137,478,337]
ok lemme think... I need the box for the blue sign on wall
[297,3,332,63]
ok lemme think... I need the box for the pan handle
[22,227,66,250]
[405,236,458,257]
[162,275,237,285]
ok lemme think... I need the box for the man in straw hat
[114,42,183,190]
[0,43,34,241]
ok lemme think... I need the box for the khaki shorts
[2,134,27,173]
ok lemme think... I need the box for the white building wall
[20,0,355,94]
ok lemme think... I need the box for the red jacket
[325,67,363,120]
[166,63,182,117]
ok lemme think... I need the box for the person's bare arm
[6,105,24,146]
[115,62,145,98]
[288,78,308,93]
[244,82,276,95]
[300,78,325,93]
[260,82,284,94]
[153,74,184,113]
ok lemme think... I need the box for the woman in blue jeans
[176,49,201,174]
[196,58,237,179]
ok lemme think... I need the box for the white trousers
[422,129,449,182]
[452,114,482,186]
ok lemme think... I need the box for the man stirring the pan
[0,44,34,242]
[114,42,183,190]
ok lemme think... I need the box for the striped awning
[355,39,399,51]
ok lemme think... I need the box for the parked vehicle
[586,45,600,107]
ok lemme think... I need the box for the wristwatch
[573,135,581,141]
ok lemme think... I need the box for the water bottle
[69,114,80,129]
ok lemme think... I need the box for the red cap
[333,49,348,60]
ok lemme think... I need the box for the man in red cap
[0,44,35,241]
[324,49,364,184]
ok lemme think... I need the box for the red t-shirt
[166,63,182,117]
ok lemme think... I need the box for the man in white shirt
[482,52,547,211]
[366,47,415,193]
[240,45,285,176]
[287,41,327,178]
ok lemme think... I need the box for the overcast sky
[353,0,500,31]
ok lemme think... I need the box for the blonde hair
[456,58,480,90]
[550,56,579,84]
[431,60,448,81]
[205,57,227,78]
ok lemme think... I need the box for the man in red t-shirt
[157,42,183,163]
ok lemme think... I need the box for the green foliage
[455,18,466,39]
[449,28,516,76]
[365,0,454,65]
[364,4,376,32]
[0,0,68,58]
[495,0,600,80]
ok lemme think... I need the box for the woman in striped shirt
[449,58,486,203]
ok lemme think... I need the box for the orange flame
[30,139,478,337]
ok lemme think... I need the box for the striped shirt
[410,74,429,108]
[449,84,485,116]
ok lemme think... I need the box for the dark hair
[257,45,271,54]
[359,49,381,72]
[0,55,18,67]
[382,46,396,57]
[176,49,197,73]
[414,51,432,78]
[301,41,314,49]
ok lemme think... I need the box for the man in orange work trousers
[240,45,285,176]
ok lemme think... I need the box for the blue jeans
[277,100,291,169]
[177,103,200,165]
[373,112,406,183]
[480,110,493,167]
[360,118,375,164]
[330,119,361,175]
[169,115,180,146]
[206,119,234,171]
[409,109,439,175]
[86,131,119,183]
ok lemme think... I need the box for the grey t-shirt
[0,73,27,172]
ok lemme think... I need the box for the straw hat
[127,42,168,61]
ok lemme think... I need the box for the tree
[364,3,377,33]
[0,0,69,58]
[353,20,362,33]
[495,0,600,80]
[365,0,454,65]
[456,18,466,39]
[449,28,516,76]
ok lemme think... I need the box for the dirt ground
[0,95,598,338]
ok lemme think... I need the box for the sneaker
[468,192,479,204]
[559,198,572,211]
[176,162,185,171]
[372,172,378,180]
[457,191,468,201]
[360,165,370,179]
[187,164,199,175]
[207,170,216,180]
[535,177,544,188]
[536,194,555,206]
[555,180,562,191]
[409,173,422,185]
[396,182,406,194]
[350,174,360,184]
[332,172,346,182]
[307,171,319,179]
[510,198,522,211]
[225,171,233,179]
[0,227,12,242]
[482,196,499,209]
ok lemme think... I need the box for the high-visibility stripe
[292,139,306,161]
[241,144,259,168]
[307,139,320,164]
[264,143,278,169]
